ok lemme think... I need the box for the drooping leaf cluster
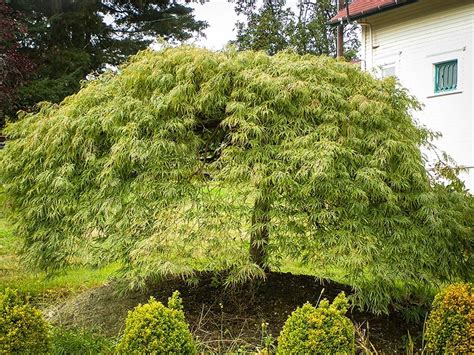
[1,47,472,314]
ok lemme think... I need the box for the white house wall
[359,0,474,191]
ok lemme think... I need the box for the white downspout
[357,22,373,72]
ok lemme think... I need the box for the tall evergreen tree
[7,0,207,114]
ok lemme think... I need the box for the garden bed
[45,271,423,353]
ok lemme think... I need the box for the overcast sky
[188,0,301,50]
[189,1,242,50]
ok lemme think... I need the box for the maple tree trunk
[249,193,271,270]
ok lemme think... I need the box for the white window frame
[426,47,466,98]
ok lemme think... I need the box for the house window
[434,60,458,93]
[381,65,396,78]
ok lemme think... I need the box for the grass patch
[0,214,118,297]
[51,326,116,355]
[278,257,348,285]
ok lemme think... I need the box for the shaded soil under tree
[44,272,423,353]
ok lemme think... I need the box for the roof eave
[328,0,419,26]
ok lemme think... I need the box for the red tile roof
[329,0,417,24]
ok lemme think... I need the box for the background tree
[234,0,295,55]
[6,0,207,117]
[0,0,34,126]
[1,47,471,314]
[233,0,359,59]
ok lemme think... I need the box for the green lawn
[0,215,118,297]
[279,257,348,284]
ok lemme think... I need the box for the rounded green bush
[0,288,50,353]
[116,290,196,354]
[424,283,473,354]
[277,292,355,355]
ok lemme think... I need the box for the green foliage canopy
[233,0,296,55]
[233,0,359,59]
[1,47,472,313]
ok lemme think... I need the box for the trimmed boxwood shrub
[0,288,50,353]
[425,283,473,354]
[277,292,355,354]
[116,291,196,354]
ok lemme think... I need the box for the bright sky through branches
[189,0,301,50]
[189,1,241,50]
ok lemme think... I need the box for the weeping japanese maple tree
[1,47,471,313]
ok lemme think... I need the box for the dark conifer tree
[7,0,207,113]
